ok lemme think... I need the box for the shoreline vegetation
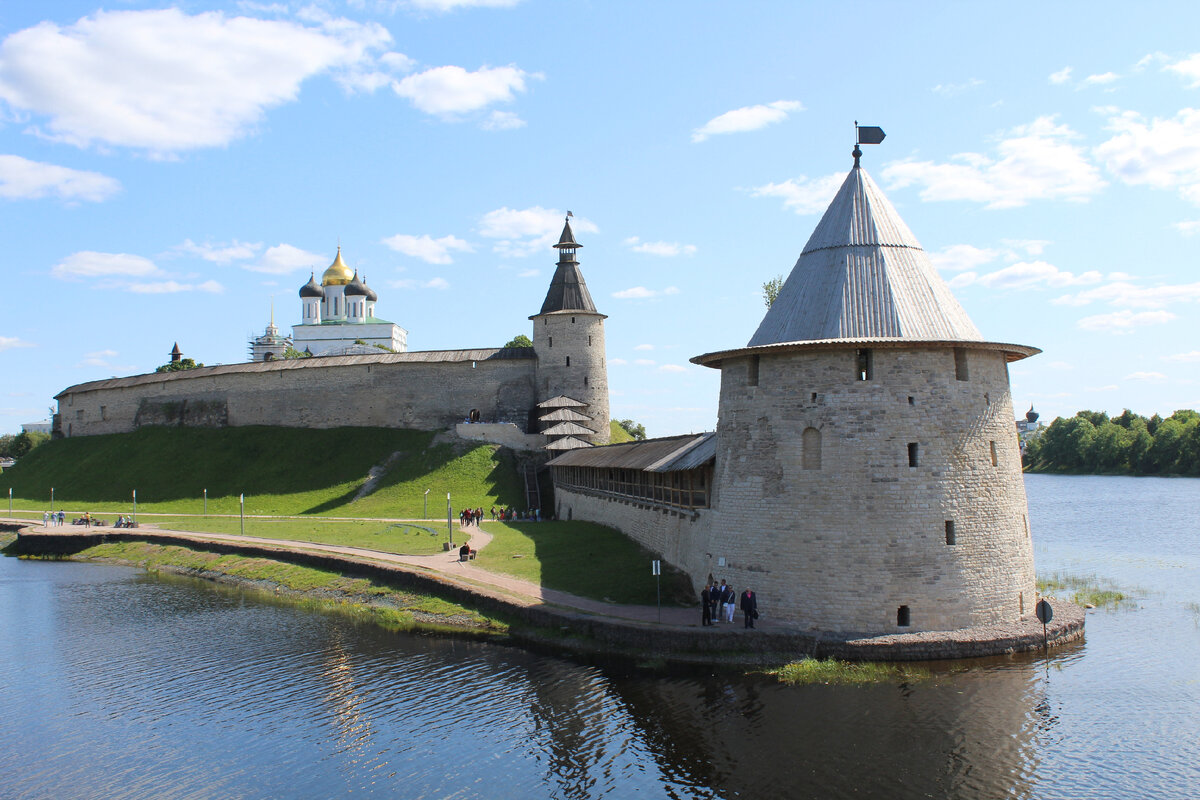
[1023,409,1200,477]
[1037,572,1134,610]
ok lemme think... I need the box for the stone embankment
[5,522,1085,665]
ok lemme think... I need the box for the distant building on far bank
[20,421,51,435]
[1016,406,1041,452]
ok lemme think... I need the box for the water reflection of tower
[607,666,1043,800]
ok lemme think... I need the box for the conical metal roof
[747,165,982,347]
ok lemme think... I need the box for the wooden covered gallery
[547,432,715,512]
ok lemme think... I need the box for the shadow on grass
[483,520,694,607]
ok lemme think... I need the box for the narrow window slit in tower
[908,396,914,405]
[1019,592,1025,615]
[954,348,969,381]
[897,606,911,627]
[747,355,759,387]
[549,337,553,348]
[566,356,571,367]
[856,348,873,381]
[944,520,956,545]
[571,316,576,323]
[908,442,919,467]
[985,392,991,405]
[588,336,592,346]
[584,376,589,387]
[811,392,817,402]
[990,440,998,466]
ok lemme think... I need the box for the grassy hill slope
[1,426,526,516]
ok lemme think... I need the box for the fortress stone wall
[56,350,540,438]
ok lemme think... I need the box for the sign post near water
[240,493,245,537]
[446,492,452,547]
[132,489,137,527]
[1036,598,1053,650]
[652,559,662,623]
[203,488,207,517]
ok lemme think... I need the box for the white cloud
[174,239,262,263]
[1053,280,1200,309]
[691,100,803,143]
[1076,309,1176,332]
[250,243,326,275]
[634,358,656,366]
[1081,72,1120,88]
[478,206,597,257]
[1094,108,1200,203]
[882,116,1106,209]
[1167,53,1200,88]
[481,110,525,130]
[1124,371,1167,381]
[623,236,697,257]
[407,0,522,10]
[389,277,450,289]
[1049,66,1073,84]
[0,9,390,154]
[608,357,628,366]
[77,349,119,367]
[612,286,679,300]
[932,79,982,96]
[1002,238,1051,256]
[382,233,473,264]
[392,64,534,116]
[53,251,159,279]
[128,280,224,294]
[658,364,688,373]
[0,336,33,352]
[953,260,1103,290]
[1174,220,1200,236]
[928,244,999,273]
[750,172,844,215]
[0,154,119,201]
[634,344,654,351]
[1164,350,1200,362]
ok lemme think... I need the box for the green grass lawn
[146,516,450,555]
[476,520,693,606]
[0,426,524,517]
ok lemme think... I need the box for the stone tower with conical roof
[531,217,610,445]
[692,150,1039,635]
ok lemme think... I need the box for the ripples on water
[1,474,1198,799]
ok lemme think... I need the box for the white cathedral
[248,247,408,361]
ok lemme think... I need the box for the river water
[1,475,1197,799]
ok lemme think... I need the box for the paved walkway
[6,517,728,630]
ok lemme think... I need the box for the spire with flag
[852,121,886,167]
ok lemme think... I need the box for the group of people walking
[700,580,759,629]
[42,510,65,526]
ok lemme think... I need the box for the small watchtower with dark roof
[530,215,610,445]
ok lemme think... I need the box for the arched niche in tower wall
[802,426,822,470]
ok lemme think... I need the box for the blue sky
[2,1,1199,437]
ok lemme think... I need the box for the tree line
[1023,409,1200,476]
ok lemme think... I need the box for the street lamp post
[424,488,430,520]
[446,492,452,546]
[203,488,207,516]
[240,493,245,536]
[50,487,54,512]
[132,489,137,527]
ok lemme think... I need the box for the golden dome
[321,247,354,286]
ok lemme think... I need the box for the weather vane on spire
[853,121,886,167]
